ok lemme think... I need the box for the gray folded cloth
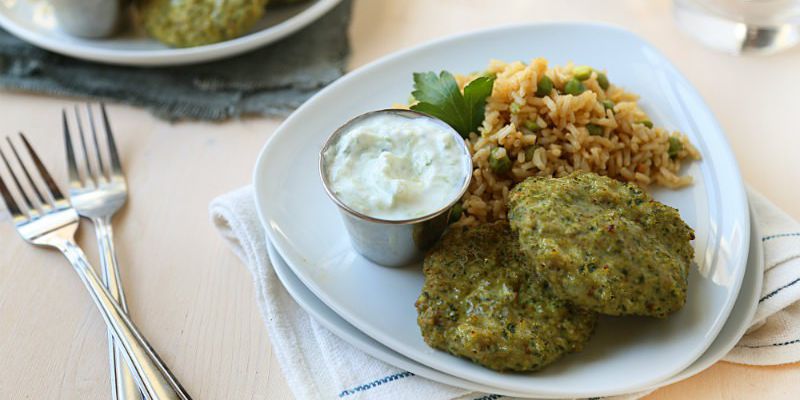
[0,0,352,121]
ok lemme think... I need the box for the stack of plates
[252,24,759,398]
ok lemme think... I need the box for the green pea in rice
[452,58,701,226]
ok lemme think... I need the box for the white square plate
[254,23,749,398]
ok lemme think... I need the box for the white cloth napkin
[210,187,800,400]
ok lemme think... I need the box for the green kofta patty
[138,0,268,47]
[508,172,695,318]
[415,222,597,372]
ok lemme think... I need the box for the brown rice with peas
[430,58,701,226]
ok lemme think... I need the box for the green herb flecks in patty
[416,222,597,372]
[508,172,695,318]
[138,0,268,48]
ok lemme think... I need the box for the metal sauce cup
[319,109,472,267]
[51,0,127,38]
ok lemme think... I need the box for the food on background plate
[137,0,269,47]
[52,0,313,45]
[416,222,597,372]
[406,59,700,226]
[322,111,471,221]
[508,172,695,318]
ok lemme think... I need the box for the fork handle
[94,216,144,400]
[60,240,191,400]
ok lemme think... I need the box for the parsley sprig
[410,71,495,138]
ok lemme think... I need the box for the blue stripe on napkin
[762,232,800,242]
[760,277,800,303]
[338,371,415,398]
[472,394,503,400]
[739,338,800,349]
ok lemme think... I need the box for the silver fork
[63,104,140,400]
[0,133,191,400]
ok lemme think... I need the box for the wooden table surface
[1,0,798,399]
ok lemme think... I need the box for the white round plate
[254,23,750,398]
[0,0,341,66]
[265,207,762,398]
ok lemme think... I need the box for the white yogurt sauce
[323,113,469,220]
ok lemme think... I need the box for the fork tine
[6,136,47,206]
[0,165,23,219]
[87,104,108,181]
[73,105,95,184]
[18,132,66,203]
[0,144,34,213]
[63,110,81,187]
[100,103,123,175]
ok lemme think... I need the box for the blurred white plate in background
[0,0,341,66]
